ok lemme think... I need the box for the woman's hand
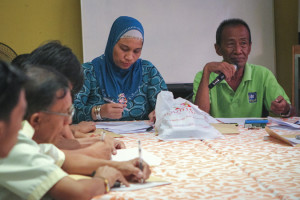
[148,110,156,123]
[101,103,127,119]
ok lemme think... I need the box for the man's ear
[29,113,41,129]
[0,121,5,138]
[214,43,223,56]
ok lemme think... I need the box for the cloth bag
[155,91,223,141]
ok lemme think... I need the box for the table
[93,118,300,200]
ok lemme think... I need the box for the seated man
[14,41,125,151]
[0,62,128,199]
[0,61,27,158]
[193,18,293,118]
[23,65,150,177]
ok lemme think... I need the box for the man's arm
[61,151,151,182]
[194,67,212,113]
[48,166,129,200]
[270,96,295,117]
[194,62,236,113]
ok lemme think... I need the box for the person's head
[0,61,27,157]
[214,18,252,68]
[11,53,30,69]
[24,66,73,144]
[26,41,83,97]
[106,16,144,69]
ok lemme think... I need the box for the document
[112,148,161,166]
[69,175,171,192]
[95,121,153,134]
[265,126,300,146]
[111,176,171,192]
[210,123,239,134]
[216,118,258,125]
[267,117,300,129]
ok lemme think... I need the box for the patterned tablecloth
[93,118,300,200]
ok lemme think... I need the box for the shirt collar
[241,63,252,82]
[21,120,35,139]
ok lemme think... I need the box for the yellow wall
[274,0,298,101]
[0,0,83,62]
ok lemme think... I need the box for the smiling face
[31,89,72,144]
[215,24,252,68]
[112,38,143,69]
[0,89,27,158]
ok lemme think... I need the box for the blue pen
[103,97,129,111]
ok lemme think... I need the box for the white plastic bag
[155,91,223,141]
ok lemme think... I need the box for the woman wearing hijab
[73,16,167,123]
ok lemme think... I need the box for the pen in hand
[103,97,129,111]
[138,140,144,183]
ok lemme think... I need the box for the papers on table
[210,123,240,134]
[70,175,171,193]
[216,118,260,125]
[95,121,153,134]
[111,148,161,166]
[267,117,300,129]
[265,126,300,146]
[264,117,300,146]
[111,176,171,192]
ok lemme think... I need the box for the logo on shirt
[248,92,257,103]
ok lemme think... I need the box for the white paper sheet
[95,121,153,134]
[111,148,161,166]
[111,181,171,191]
[268,117,300,129]
[216,118,259,125]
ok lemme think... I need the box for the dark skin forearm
[194,67,211,114]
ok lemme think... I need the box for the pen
[112,181,121,188]
[138,140,144,183]
[103,97,129,111]
[146,126,154,132]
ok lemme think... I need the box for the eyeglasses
[41,105,74,120]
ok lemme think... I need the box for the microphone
[208,64,237,89]
[208,73,225,89]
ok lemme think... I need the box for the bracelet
[100,132,106,141]
[94,105,102,120]
[280,104,292,118]
[91,171,110,193]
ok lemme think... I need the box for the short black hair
[24,65,69,120]
[11,53,30,69]
[216,18,252,46]
[0,60,27,121]
[26,41,83,98]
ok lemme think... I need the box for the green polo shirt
[193,63,290,118]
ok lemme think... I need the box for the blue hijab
[92,16,144,101]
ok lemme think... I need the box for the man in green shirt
[193,18,293,118]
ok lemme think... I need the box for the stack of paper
[266,117,300,146]
[95,121,153,134]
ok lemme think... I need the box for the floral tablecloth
[93,118,300,200]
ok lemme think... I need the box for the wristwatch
[280,104,292,118]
